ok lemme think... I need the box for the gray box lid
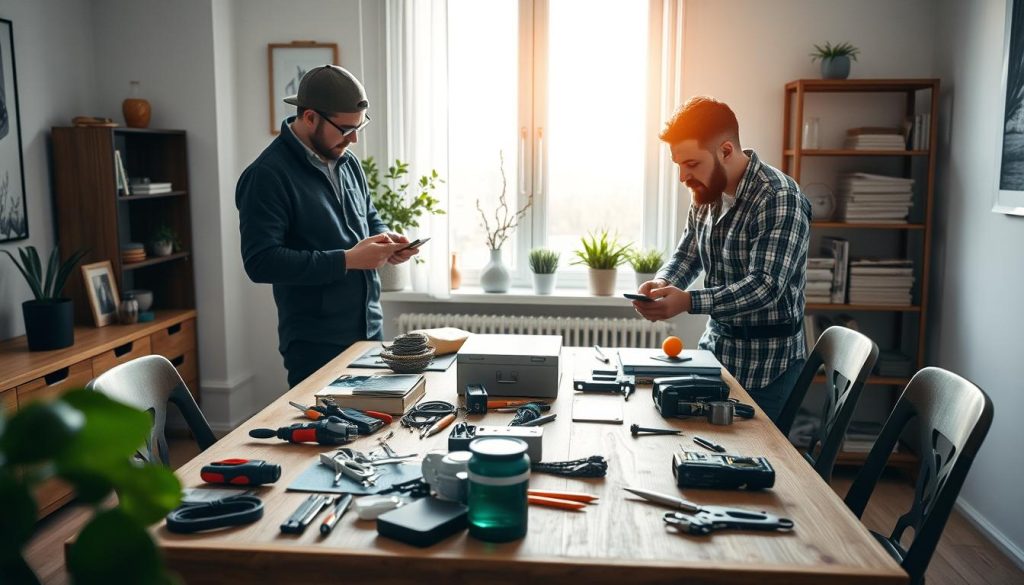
[457,334,562,366]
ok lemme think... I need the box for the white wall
[0,0,96,339]
[931,0,1024,566]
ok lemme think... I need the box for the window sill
[381,286,635,307]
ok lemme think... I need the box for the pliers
[289,400,393,424]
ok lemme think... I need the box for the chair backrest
[87,355,216,465]
[844,367,993,584]
[777,326,879,481]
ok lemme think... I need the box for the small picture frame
[81,261,120,327]
[268,41,339,134]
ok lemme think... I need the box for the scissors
[623,486,794,536]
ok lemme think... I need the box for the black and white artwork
[997,0,1024,215]
[0,18,27,241]
[268,42,338,134]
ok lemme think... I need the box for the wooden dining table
[153,341,907,584]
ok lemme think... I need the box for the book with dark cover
[616,348,723,378]
[314,374,426,415]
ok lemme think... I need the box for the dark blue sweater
[236,119,388,353]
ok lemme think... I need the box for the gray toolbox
[457,334,562,398]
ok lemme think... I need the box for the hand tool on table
[319,450,379,486]
[527,489,599,511]
[623,486,793,535]
[280,494,332,534]
[249,417,356,445]
[289,399,392,433]
[630,424,683,437]
[692,435,726,453]
[200,458,281,486]
[320,494,353,535]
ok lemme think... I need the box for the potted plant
[2,245,88,351]
[150,225,180,257]
[528,248,559,295]
[0,387,181,583]
[476,152,533,293]
[811,41,859,80]
[629,249,665,290]
[363,157,445,291]
[572,230,632,296]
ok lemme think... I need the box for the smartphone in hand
[398,237,431,252]
[623,293,654,302]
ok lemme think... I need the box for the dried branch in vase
[475,151,533,251]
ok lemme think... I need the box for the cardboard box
[457,334,562,398]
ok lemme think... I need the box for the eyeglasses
[315,110,371,139]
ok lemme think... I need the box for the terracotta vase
[450,253,461,290]
[122,80,151,128]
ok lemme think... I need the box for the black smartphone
[623,293,654,302]
[399,237,430,252]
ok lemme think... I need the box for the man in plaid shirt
[634,97,811,423]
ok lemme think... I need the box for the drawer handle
[44,367,70,386]
[495,371,518,384]
[171,355,185,367]
[114,342,134,357]
[167,323,182,335]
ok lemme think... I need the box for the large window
[448,0,656,286]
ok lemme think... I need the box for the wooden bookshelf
[806,303,921,312]
[814,375,910,386]
[118,190,188,201]
[784,148,930,157]
[811,221,925,230]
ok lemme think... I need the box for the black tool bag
[652,374,729,418]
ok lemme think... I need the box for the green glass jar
[467,437,530,542]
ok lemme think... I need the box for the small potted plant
[150,225,180,257]
[528,248,560,295]
[572,230,632,296]
[811,41,859,80]
[629,249,665,290]
[476,152,533,293]
[3,245,88,350]
[363,157,445,291]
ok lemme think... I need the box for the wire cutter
[623,486,794,536]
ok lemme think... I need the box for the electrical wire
[532,455,609,478]
[400,400,456,432]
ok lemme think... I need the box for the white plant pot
[634,272,657,290]
[152,240,173,257]
[378,262,410,292]
[480,248,510,293]
[532,272,557,295]
[588,268,617,296]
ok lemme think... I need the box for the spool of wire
[508,403,543,426]
[400,400,456,432]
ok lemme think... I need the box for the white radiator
[395,313,674,348]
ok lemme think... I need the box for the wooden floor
[23,441,1024,585]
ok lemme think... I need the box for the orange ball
[662,336,684,358]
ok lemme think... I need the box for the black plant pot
[22,298,75,351]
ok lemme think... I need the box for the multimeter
[672,450,775,490]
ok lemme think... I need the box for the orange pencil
[528,495,587,511]
[488,399,544,409]
[423,413,457,437]
[527,489,599,504]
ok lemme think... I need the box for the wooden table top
[155,342,906,585]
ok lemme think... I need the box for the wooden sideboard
[0,309,198,517]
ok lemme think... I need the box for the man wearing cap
[633,96,811,424]
[237,65,414,387]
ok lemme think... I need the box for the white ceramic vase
[481,248,511,293]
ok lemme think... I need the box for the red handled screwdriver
[200,458,282,486]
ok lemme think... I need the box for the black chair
[777,326,879,481]
[88,355,216,465]
[844,367,993,585]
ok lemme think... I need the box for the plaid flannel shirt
[656,150,811,390]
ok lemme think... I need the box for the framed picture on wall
[268,41,339,134]
[0,18,28,242]
[81,261,120,327]
[995,0,1024,215]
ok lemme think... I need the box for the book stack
[843,420,891,453]
[315,373,426,415]
[837,173,915,223]
[120,242,146,264]
[908,113,931,150]
[848,259,914,306]
[820,237,849,304]
[843,126,907,150]
[805,257,834,304]
[128,179,173,195]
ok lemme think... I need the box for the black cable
[400,400,456,431]
[532,455,608,478]
[509,403,542,426]
[166,495,264,534]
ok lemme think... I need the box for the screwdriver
[200,458,281,486]
[320,494,353,536]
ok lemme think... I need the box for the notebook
[314,374,426,415]
[616,348,724,379]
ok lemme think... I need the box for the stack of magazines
[848,259,914,306]
[837,173,915,223]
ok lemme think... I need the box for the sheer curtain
[385,0,451,299]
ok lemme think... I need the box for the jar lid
[469,437,528,459]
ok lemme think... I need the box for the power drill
[248,416,356,445]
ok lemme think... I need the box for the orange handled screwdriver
[527,489,599,504]
[423,413,457,438]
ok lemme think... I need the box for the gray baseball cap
[283,65,368,113]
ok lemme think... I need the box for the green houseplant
[572,230,632,296]
[528,248,560,295]
[0,388,182,584]
[476,152,534,293]
[629,249,665,289]
[810,41,859,80]
[2,245,88,351]
[150,225,180,257]
[362,157,445,291]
